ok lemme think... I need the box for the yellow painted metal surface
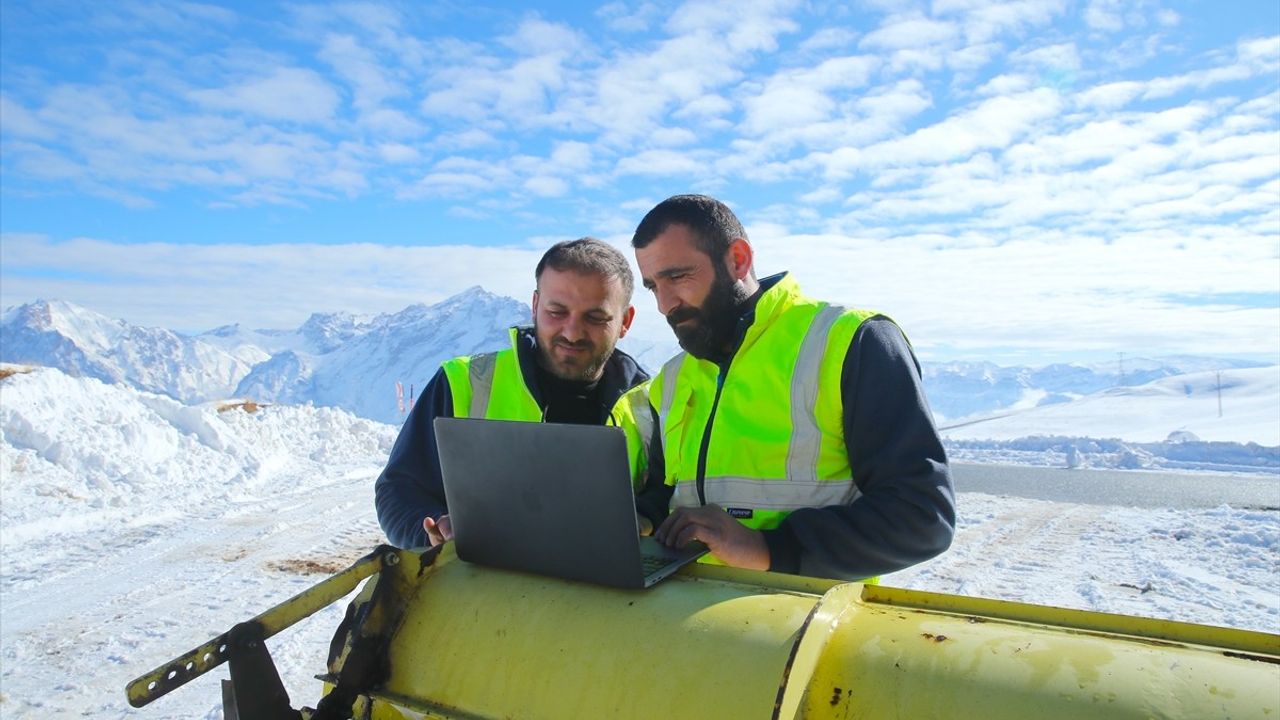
[349,546,1279,720]
[369,548,823,719]
[791,586,1278,719]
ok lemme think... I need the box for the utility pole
[1216,370,1223,418]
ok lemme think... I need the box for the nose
[560,314,586,341]
[654,286,680,317]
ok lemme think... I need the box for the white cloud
[977,73,1036,96]
[614,149,709,177]
[400,171,493,199]
[360,108,423,136]
[0,94,55,139]
[1083,0,1125,32]
[86,1,237,34]
[861,13,959,51]
[500,16,586,56]
[433,128,498,150]
[549,141,593,170]
[673,94,734,122]
[745,228,1279,360]
[861,88,1064,168]
[523,176,569,197]
[950,0,1066,43]
[319,33,402,113]
[739,56,878,136]
[596,1,662,33]
[798,27,859,54]
[666,0,799,54]
[647,127,700,147]
[188,68,340,123]
[1013,42,1081,71]
[1075,80,1144,109]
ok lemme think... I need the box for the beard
[533,325,613,382]
[666,263,751,361]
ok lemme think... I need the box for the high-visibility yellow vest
[445,327,646,490]
[609,380,654,494]
[648,275,877,538]
[440,328,543,422]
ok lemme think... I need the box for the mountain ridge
[3,294,1275,434]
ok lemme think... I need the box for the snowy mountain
[236,288,529,423]
[1,290,530,425]
[3,294,1276,438]
[0,299,258,404]
[923,357,1271,422]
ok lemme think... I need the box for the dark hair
[535,237,634,302]
[631,194,747,258]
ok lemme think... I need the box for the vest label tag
[727,507,754,519]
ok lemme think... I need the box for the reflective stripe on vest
[656,353,686,429]
[787,304,845,484]
[440,328,541,421]
[609,381,655,493]
[466,351,498,417]
[671,475,857,509]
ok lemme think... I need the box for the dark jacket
[375,326,649,549]
[636,274,956,580]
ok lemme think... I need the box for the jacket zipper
[695,364,731,506]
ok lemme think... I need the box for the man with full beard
[615,195,955,581]
[376,238,648,549]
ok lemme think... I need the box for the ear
[618,304,636,338]
[530,290,540,322]
[726,238,754,281]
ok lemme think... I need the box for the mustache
[666,307,700,328]
[553,337,593,349]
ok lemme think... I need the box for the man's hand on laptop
[424,514,454,546]
[655,504,769,571]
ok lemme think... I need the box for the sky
[1,0,1278,365]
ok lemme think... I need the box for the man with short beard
[375,238,648,549]
[615,195,955,581]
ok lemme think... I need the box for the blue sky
[1,0,1277,365]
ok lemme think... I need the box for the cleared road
[953,462,1280,510]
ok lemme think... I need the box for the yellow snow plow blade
[129,544,1279,719]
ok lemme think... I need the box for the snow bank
[0,365,397,546]
[941,366,1280,446]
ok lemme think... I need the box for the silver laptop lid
[434,417,653,588]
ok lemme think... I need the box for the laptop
[433,417,707,589]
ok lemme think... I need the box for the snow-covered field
[1,365,1277,718]
[941,365,1280,446]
